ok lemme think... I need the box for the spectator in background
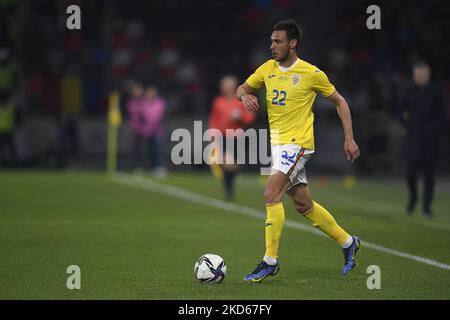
[0,47,18,93]
[209,76,256,200]
[0,47,19,168]
[58,64,83,162]
[127,82,145,172]
[0,89,17,167]
[127,83,167,178]
[400,61,444,217]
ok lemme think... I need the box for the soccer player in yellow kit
[236,19,361,282]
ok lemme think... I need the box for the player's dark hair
[273,19,302,49]
[413,60,430,69]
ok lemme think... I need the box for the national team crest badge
[291,74,301,86]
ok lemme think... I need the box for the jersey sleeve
[245,62,267,90]
[311,69,335,97]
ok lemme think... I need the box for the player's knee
[264,189,283,204]
[294,199,313,214]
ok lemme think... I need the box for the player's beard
[273,49,290,63]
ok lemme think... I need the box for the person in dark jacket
[400,61,444,217]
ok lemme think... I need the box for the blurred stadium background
[1,0,449,173]
[1,0,450,299]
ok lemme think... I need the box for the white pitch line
[112,173,450,271]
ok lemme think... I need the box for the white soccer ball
[194,254,227,283]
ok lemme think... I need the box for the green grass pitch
[0,170,449,299]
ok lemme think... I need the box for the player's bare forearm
[236,82,255,100]
[336,99,354,141]
[235,84,248,100]
[327,90,360,161]
[236,83,259,112]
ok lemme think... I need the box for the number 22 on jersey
[271,89,286,106]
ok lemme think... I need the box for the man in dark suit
[401,61,444,217]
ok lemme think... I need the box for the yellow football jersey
[245,58,335,149]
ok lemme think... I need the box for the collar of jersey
[277,58,300,72]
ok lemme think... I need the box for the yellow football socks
[304,201,351,247]
[264,202,285,259]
